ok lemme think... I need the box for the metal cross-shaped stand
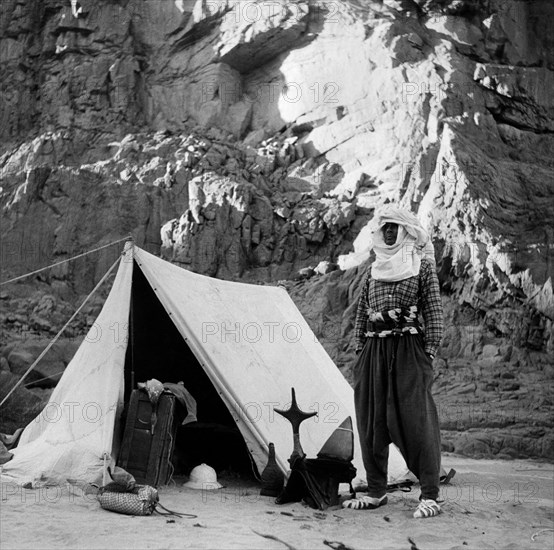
[274,388,317,463]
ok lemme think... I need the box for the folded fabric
[0,442,13,465]
[0,428,24,450]
[0,428,24,465]
[163,382,198,425]
[276,455,357,510]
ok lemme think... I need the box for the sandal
[413,499,441,518]
[342,495,388,510]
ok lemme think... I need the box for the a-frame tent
[1,243,412,487]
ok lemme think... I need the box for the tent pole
[102,453,109,487]
[130,260,135,392]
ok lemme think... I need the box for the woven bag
[98,484,159,516]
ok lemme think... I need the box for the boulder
[0,357,10,372]
[0,371,48,433]
[314,261,338,276]
[7,339,80,388]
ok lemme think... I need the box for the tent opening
[121,261,257,479]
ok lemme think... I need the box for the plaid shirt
[355,259,443,357]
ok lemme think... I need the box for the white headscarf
[369,206,435,282]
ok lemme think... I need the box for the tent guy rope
[0,255,122,408]
[23,370,65,388]
[0,236,131,286]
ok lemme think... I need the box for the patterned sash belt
[364,305,422,338]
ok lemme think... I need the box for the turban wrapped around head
[369,206,435,282]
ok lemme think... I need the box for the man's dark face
[382,222,399,245]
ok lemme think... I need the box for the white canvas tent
[1,243,412,487]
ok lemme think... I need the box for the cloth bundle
[96,466,196,518]
[276,455,357,510]
[97,479,196,518]
[97,484,159,516]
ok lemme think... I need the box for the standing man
[343,206,444,518]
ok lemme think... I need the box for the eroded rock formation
[0,0,552,457]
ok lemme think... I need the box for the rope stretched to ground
[23,370,65,387]
[0,255,122,408]
[0,236,131,286]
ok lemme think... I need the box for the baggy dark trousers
[353,333,441,501]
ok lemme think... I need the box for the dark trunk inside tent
[120,261,256,481]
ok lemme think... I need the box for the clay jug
[260,443,284,497]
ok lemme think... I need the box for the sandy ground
[0,454,552,550]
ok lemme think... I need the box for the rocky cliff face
[1,0,552,459]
